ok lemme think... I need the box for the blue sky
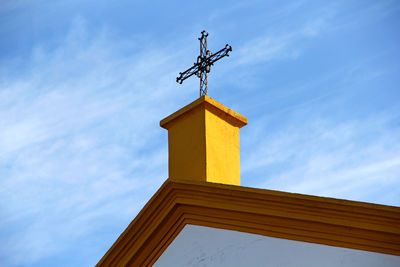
[0,0,399,266]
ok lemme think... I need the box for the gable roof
[97,179,400,266]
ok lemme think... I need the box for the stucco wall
[154,224,400,266]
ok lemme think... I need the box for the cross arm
[176,63,200,84]
[207,44,232,66]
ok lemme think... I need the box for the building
[97,96,400,266]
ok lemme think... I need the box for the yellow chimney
[160,95,247,185]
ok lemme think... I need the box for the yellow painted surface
[97,179,400,266]
[167,105,207,181]
[160,95,247,185]
[205,106,240,185]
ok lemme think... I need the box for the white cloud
[242,112,400,206]
[0,17,190,266]
[233,22,321,66]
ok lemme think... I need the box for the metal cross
[176,31,232,96]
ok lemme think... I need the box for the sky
[0,0,399,266]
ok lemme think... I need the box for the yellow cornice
[97,180,400,266]
[160,95,248,129]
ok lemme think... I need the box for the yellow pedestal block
[160,95,247,185]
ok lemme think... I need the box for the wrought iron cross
[176,31,232,96]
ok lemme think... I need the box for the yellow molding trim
[97,179,400,266]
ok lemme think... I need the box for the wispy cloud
[0,17,192,266]
[242,111,400,205]
[234,34,296,66]
[231,3,337,67]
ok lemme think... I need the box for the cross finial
[177,31,232,96]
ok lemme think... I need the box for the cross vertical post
[176,31,232,96]
[198,31,209,96]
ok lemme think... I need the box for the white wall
[154,224,400,267]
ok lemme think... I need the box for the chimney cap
[160,95,248,129]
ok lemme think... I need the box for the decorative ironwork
[176,31,232,96]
